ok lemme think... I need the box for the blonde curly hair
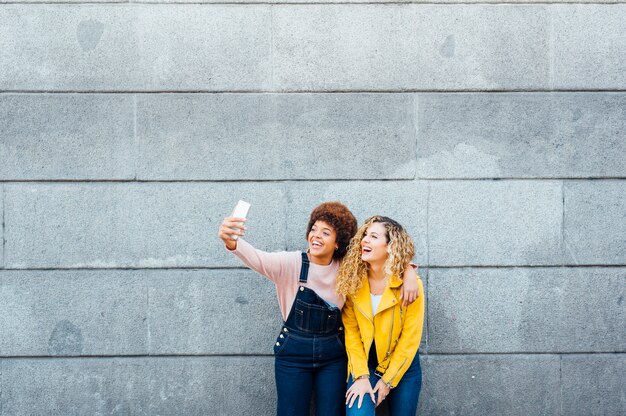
[336,216,415,296]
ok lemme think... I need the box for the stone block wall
[1,2,624,415]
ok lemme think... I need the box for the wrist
[381,379,394,389]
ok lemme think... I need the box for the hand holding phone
[230,200,251,241]
[218,200,251,251]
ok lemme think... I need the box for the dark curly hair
[306,201,358,260]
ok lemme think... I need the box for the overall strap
[299,252,310,284]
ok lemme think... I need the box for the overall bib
[273,253,347,416]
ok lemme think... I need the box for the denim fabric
[293,286,342,334]
[346,355,422,416]
[275,329,347,416]
[273,253,347,416]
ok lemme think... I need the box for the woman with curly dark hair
[219,202,419,416]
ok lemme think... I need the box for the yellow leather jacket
[342,273,425,388]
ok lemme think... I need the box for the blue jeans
[275,329,347,416]
[346,355,422,416]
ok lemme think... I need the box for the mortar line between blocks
[1,185,5,270]
[424,268,430,354]
[559,354,563,416]
[425,180,431,353]
[1,1,624,5]
[3,89,626,94]
[133,95,138,181]
[548,3,555,90]
[426,181,431,269]
[3,178,624,184]
[2,264,625,272]
[282,182,289,251]
[270,5,275,91]
[1,352,623,360]
[413,93,419,181]
[0,357,3,416]
[561,180,566,265]
[146,285,152,356]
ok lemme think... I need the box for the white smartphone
[231,200,251,240]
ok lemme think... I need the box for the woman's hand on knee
[372,379,391,407]
[346,378,375,409]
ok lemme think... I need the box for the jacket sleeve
[382,278,425,388]
[342,296,370,379]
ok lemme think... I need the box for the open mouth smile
[311,241,323,249]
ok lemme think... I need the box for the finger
[223,222,246,231]
[220,223,246,234]
[346,387,355,401]
[222,217,247,226]
[224,216,247,223]
[370,391,376,405]
[357,394,363,409]
[220,227,244,236]
[348,393,357,409]
[219,229,244,240]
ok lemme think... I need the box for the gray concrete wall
[1,2,624,415]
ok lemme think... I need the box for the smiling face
[360,222,389,265]
[308,220,339,262]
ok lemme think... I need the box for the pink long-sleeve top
[229,238,346,321]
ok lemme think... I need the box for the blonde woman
[337,216,425,416]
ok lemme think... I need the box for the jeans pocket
[295,307,306,331]
[295,299,340,333]
[273,332,290,355]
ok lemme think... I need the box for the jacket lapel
[353,278,374,324]
[375,275,402,315]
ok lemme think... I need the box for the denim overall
[273,253,347,416]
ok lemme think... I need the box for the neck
[367,262,386,281]
[308,252,333,266]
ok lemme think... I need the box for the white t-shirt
[370,293,383,316]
